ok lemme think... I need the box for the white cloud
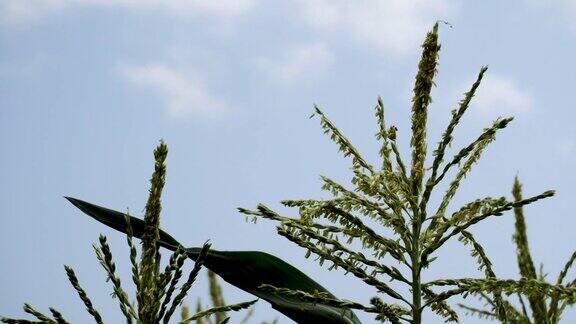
[296,0,456,54]
[0,0,257,25]
[257,42,335,82]
[118,64,228,118]
[457,73,533,117]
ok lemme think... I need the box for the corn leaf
[65,197,362,324]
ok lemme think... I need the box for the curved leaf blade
[65,197,362,324]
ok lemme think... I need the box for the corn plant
[237,23,576,323]
[1,141,255,324]
[11,135,360,323]
[61,196,361,323]
[459,177,576,323]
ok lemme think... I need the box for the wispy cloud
[0,0,257,25]
[118,64,228,118]
[456,73,533,117]
[257,42,335,82]
[295,0,456,54]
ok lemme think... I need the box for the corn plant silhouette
[458,177,576,323]
[3,136,357,323]
[238,23,576,323]
[1,141,255,324]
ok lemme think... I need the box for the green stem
[411,216,422,324]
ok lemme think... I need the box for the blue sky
[2,1,576,323]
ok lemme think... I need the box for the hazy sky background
[2,1,576,323]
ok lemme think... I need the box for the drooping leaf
[65,197,362,324]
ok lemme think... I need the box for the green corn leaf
[65,197,362,324]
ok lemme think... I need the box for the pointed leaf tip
[66,198,362,323]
